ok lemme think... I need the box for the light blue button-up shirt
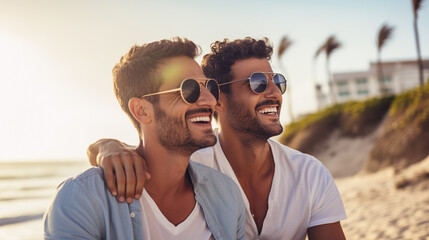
[44,161,246,240]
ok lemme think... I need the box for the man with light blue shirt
[43,38,246,239]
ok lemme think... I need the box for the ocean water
[0,161,89,239]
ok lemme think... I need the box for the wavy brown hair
[113,37,200,134]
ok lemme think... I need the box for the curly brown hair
[201,37,273,94]
[113,37,200,135]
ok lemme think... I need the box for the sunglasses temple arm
[218,78,249,86]
[141,88,181,98]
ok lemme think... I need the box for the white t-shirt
[192,135,347,240]
[140,189,214,240]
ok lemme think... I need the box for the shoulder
[57,167,105,191]
[51,167,112,208]
[268,139,337,192]
[67,166,105,182]
[47,166,139,207]
[268,139,326,173]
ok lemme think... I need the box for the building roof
[369,59,429,68]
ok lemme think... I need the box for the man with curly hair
[88,37,347,239]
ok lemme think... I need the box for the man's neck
[218,128,274,179]
[136,141,193,199]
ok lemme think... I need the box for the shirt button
[130,212,136,218]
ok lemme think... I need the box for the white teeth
[258,107,277,114]
[189,116,210,123]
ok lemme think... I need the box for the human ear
[215,93,226,113]
[129,98,153,124]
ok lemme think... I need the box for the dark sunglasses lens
[181,79,200,103]
[274,74,287,94]
[249,72,267,93]
[206,80,219,101]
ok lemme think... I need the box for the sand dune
[311,115,429,239]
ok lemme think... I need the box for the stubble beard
[226,98,283,143]
[153,105,216,155]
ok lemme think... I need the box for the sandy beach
[337,167,429,239]
[314,122,429,239]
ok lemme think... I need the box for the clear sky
[1,0,428,161]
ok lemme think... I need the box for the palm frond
[413,0,424,17]
[326,35,341,58]
[315,35,341,59]
[377,24,394,50]
[277,36,293,59]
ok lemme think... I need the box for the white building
[316,59,429,106]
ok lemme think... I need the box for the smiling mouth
[189,116,211,123]
[257,106,278,115]
[186,108,213,124]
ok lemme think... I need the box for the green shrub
[389,81,429,128]
[280,103,343,143]
[280,95,394,143]
[280,82,429,147]
[341,96,394,136]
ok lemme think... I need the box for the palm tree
[315,35,341,104]
[277,36,294,122]
[312,54,323,110]
[376,24,394,94]
[412,0,425,88]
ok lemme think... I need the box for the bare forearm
[307,222,346,240]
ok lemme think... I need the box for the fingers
[100,156,118,197]
[112,158,126,203]
[133,154,150,200]
[95,146,149,204]
[123,154,136,204]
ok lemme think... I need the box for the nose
[264,76,283,101]
[196,84,217,108]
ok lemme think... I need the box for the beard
[153,105,216,155]
[226,98,283,142]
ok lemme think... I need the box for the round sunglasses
[141,78,220,104]
[219,72,287,94]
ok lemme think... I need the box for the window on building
[339,91,350,96]
[379,77,392,83]
[356,78,367,84]
[337,81,348,86]
[357,89,369,95]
